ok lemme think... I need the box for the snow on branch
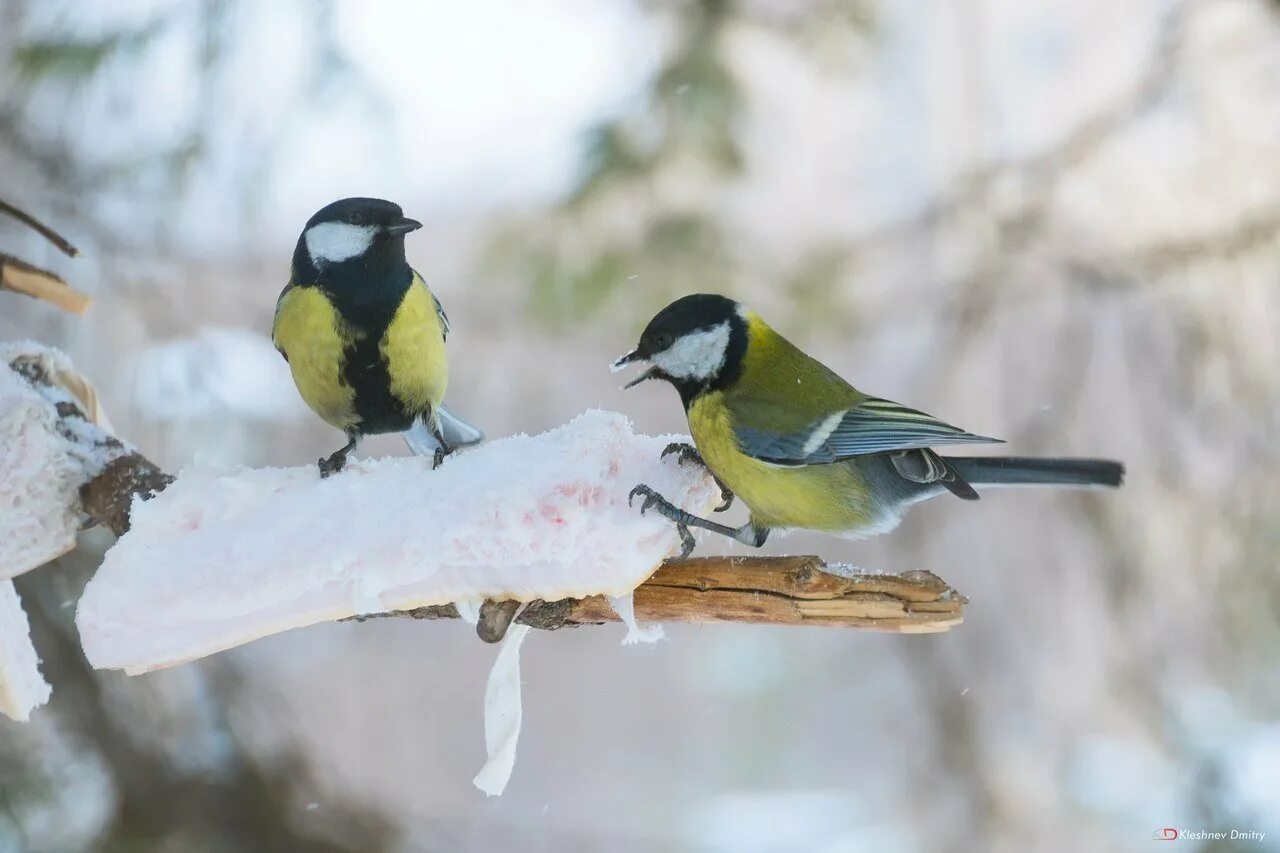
[76,410,726,674]
[0,342,130,720]
[70,411,966,675]
[0,343,170,720]
[2,344,170,549]
[2,342,968,661]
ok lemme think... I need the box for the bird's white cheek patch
[653,322,731,381]
[305,222,377,265]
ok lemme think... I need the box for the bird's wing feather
[730,395,1002,466]
[412,269,449,341]
[271,281,296,358]
[433,293,449,340]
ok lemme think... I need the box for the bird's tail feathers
[946,456,1124,489]
[403,405,485,456]
[437,405,484,447]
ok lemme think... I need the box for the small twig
[0,252,92,314]
[0,198,79,256]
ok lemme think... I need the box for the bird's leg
[428,419,453,470]
[660,442,735,512]
[318,435,359,478]
[628,484,765,559]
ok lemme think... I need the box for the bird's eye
[655,333,673,350]
[350,212,364,225]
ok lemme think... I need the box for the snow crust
[77,410,718,674]
[0,580,51,721]
[0,342,120,581]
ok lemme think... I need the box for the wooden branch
[358,557,966,636]
[9,350,966,635]
[0,252,92,314]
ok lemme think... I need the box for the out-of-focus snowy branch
[0,198,91,314]
[8,351,170,537]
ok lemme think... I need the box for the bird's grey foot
[661,442,735,512]
[661,441,702,467]
[628,484,762,559]
[318,436,358,479]
[429,422,453,470]
[629,484,696,558]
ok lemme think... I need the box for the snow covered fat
[75,410,719,674]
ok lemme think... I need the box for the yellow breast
[381,274,448,415]
[272,285,358,430]
[687,391,874,531]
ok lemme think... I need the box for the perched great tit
[273,197,481,476]
[612,293,1123,557]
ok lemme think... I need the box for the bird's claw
[662,442,734,512]
[432,447,446,470]
[661,442,703,468]
[674,524,696,560]
[318,454,345,479]
[629,484,699,559]
[628,484,660,515]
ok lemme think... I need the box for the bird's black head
[611,293,748,405]
[292,197,421,281]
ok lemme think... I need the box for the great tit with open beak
[612,293,1123,557]
[272,197,482,476]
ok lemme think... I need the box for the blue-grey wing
[433,293,450,341]
[734,397,1002,466]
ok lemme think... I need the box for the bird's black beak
[610,349,656,389]
[385,217,422,237]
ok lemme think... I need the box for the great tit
[612,293,1123,557]
[272,197,481,476]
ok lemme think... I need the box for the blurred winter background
[2,0,1279,850]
